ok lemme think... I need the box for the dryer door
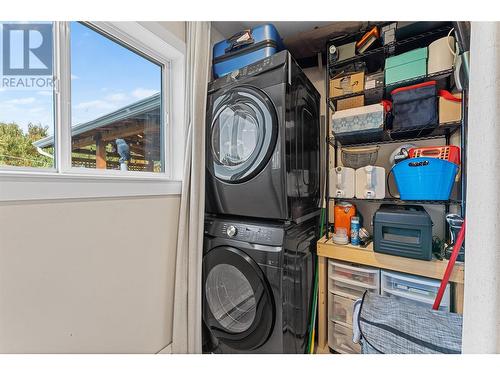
[208,86,278,183]
[202,246,275,351]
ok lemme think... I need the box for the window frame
[0,21,186,201]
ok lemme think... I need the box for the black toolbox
[373,205,433,261]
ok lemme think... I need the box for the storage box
[364,71,384,90]
[337,42,356,62]
[385,47,428,85]
[381,23,397,45]
[439,93,462,124]
[330,71,365,98]
[332,103,385,144]
[329,293,356,326]
[329,278,379,300]
[328,321,360,354]
[390,81,438,137]
[381,270,450,311]
[329,260,380,287]
[328,260,380,299]
[373,204,433,261]
[364,71,384,103]
[336,95,364,111]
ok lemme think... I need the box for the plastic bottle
[351,216,360,246]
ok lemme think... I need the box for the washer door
[202,246,275,350]
[208,86,278,183]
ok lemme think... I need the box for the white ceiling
[212,21,335,39]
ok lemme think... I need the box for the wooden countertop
[317,237,465,284]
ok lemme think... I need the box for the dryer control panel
[205,218,285,247]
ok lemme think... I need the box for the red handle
[439,89,462,102]
[381,99,392,112]
[432,219,466,310]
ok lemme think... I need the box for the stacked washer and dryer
[202,50,321,353]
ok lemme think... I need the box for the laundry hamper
[352,292,462,354]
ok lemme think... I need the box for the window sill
[0,171,182,202]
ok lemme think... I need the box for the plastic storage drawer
[329,292,355,326]
[328,278,379,300]
[381,270,450,311]
[328,321,360,354]
[328,260,380,288]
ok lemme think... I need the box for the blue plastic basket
[392,157,458,200]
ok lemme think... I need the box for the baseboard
[157,343,173,354]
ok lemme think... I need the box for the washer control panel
[208,50,288,92]
[226,225,238,237]
[205,219,284,246]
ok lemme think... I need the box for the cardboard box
[439,93,462,124]
[336,95,365,111]
[330,71,365,98]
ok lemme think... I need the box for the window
[0,22,185,201]
[0,22,55,169]
[69,22,162,173]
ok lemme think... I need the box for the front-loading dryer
[202,215,317,354]
[205,50,320,222]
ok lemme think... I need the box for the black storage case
[390,81,438,139]
[373,204,433,261]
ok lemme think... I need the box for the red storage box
[408,145,460,165]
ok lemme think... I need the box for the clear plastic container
[328,321,360,354]
[328,277,379,300]
[329,292,355,326]
[381,270,450,311]
[329,260,380,287]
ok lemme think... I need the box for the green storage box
[385,47,428,85]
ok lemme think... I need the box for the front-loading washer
[202,214,317,354]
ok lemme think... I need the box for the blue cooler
[212,24,284,78]
[392,157,458,200]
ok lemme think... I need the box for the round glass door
[202,246,275,350]
[209,86,277,183]
[205,264,257,333]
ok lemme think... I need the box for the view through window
[0,22,55,169]
[30,22,164,173]
[70,22,163,172]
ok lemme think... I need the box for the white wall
[0,196,180,353]
[462,21,500,353]
[0,21,186,354]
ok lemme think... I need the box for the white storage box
[381,270,450,311]
[328,321,360,354]
[331,103,386,144]
[329,292,355,326]
[328,261,380,299]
